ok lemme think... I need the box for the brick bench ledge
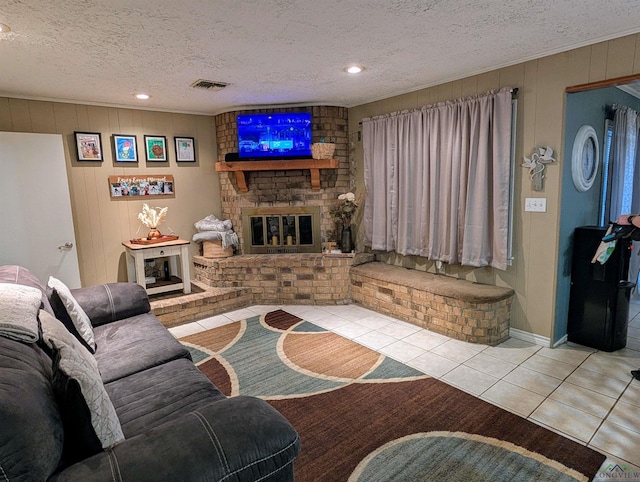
[350,262,514,344]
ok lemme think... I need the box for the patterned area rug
[180,310,606,481]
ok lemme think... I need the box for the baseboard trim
[552,334,568,348]
[509,327,551,347]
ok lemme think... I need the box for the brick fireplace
[193,106,357,306]
[214,106,352,253]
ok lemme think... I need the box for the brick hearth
[161,254,511,346]
[193,253,374,305]
[149,279,252,328]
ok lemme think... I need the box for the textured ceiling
[1,0,640,115]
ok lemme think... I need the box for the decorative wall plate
[571,125,599,192]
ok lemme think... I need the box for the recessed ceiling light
[345,66,364,74]
[134,93,150,100]
[0,23,11,34]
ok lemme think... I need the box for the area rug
[180,310,606,482]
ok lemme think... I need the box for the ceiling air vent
[191,79,228,91]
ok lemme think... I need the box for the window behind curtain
[361,88,514,270]
[609,105,640,220]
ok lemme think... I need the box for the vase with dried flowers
[138,204,168,239]
[329,192,358,252]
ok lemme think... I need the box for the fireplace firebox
[241,206,321,254]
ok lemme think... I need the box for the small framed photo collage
[74,131,196,165]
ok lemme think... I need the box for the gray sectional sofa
[0,265,300,481]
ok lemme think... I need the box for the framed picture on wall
[144,135,168,162]
[74,132,103,161]
[112,134,138,162]
[174,136,196,162]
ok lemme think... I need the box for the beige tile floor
[170,300,640,480]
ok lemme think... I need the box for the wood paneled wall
[2,32,639,340]
[348,33,640,341]
[0,100,220,286]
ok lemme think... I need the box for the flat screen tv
[237,112,312,159]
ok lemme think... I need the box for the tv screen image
[237,112,312,159]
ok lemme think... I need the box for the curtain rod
[358,88,519,125]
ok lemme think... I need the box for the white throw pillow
[0,283,41,343]
[47,276,96,351]
[39,309,124,449]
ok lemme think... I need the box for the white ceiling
[1,0,640,115]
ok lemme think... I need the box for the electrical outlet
[524,197,547,212]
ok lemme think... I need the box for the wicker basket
[311,142,336,159]
[202,240,233,258]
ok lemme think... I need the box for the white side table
[122,239,191,295]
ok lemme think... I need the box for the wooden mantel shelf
[215,158,339,192]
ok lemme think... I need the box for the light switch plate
[525,197,547,212]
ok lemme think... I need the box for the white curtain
[362,88,513,270]
[610,105,640,290]
[610,105,640,220]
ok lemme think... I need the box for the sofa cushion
[0,336,63,481]
[40,310,124,453]
[0,283,41,343]
[0,264,54,314]
[93,313,191,383]
[48,276,96,353]
[48,396,300,482]
[105,358,226,437]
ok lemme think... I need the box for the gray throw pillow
[39,310,124,450]
[50,344,104,467]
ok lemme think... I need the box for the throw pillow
[47,276,96,353]
[51,347,103,466]
[39,310,124,461]
[0,283,41,343]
